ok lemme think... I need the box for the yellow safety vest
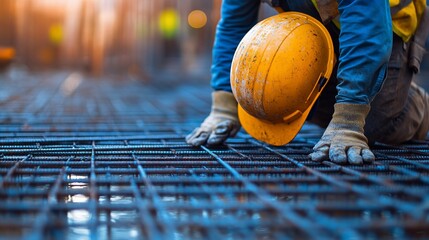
[391,0,426,42]
[309,0,426,42]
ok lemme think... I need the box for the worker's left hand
[309,103,375,165]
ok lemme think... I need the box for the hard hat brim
[238,103,313,146]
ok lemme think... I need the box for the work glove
[309,103,375,165]
[186,91,240,146]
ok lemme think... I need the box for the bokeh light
[158,9,180,39]
[0,47,15,60]
[187,10,207,29]
[49,24,63,45]
[0,0,221,75]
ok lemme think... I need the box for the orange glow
[188,10,207,29]
[0,48,15,60]
[34,0,66,11]
[3,0,221,74]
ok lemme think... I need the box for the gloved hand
[186,91,240,146]
[309,103,375,165]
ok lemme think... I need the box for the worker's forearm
[211,0,260,92]
[335,0,392,104]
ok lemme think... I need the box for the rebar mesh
[0,73,428,240]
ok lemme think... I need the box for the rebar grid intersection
[0,73,428,239]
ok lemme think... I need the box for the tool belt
[408,6,429,74]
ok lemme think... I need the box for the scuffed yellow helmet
[231,12,335,146]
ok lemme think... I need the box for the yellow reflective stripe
[390,0,401,6]
[391,0,426,42]
[310,0,424,42]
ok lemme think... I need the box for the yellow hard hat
[230,12,335,146]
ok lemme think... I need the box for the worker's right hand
[309,103,375,165]
[186,91,240,146]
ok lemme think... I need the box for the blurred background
[0,0,278,84]
[0,0,222,82]
[0,0,427,85]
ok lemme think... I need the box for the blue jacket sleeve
[211,0,260,92]
[336,0,392,104]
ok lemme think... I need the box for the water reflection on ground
[66,175,141,240]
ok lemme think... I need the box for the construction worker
[186,0,429,165]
